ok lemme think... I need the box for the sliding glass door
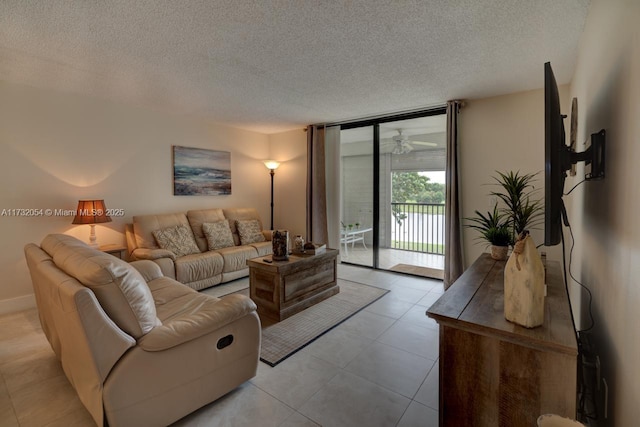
[378,116,446,272]
[339,111,447,275]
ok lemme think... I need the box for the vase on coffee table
[272,230,289,261]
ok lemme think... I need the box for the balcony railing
[391,202,445,255]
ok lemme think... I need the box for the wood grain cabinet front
[427,253,578,427]
[247,249,339,321]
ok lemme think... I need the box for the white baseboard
[0,293,36,316]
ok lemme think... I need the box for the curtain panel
[306,125,328,244]
[444,100,464,289]
[324,126,341,250]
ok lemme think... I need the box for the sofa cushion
[186,208,226,252]
[153,225,201,257]
[203,220,235,250]
[174,251,224,284]
[236,219,266,245]
[142,276,257,351]
[41,234,160,339]
[139,292,257,352]
[216,245,259,273]
[250,241,273,257]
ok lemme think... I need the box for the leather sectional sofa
[126,208,272,290]
[24,234,261,427]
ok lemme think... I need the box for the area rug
[228,280,388,367]
[388,263,444,280]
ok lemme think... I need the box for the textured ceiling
[0,0,590,134]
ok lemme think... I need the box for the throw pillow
[236,219,266,245]
[152,224,201,257]
[203,220,236,250]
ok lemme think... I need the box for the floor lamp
[263,160,280,230]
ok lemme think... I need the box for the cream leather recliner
[24,234,261,427]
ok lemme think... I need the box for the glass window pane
[340,126,373,267]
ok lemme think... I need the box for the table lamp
[72,199,112,247]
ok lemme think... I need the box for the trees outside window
[392,171,444,204]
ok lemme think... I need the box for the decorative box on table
[303,243,326,255]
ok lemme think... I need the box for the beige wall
[459,88,567,267]
[267,128,307,239]
[0,81,271,313]
[568,0,640,424]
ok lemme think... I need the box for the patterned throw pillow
[203,220,236,250]
[152,224,201,257]
[236,219,266,245]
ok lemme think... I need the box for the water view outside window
[391,171,445,255]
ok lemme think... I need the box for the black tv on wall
[544,62,606,247]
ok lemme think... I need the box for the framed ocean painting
[173,146,231,195]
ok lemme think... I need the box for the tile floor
[0,264,442,427]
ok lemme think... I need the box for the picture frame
[173,146,231,195]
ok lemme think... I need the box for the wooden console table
[427,253,578,427]
[247,249,339,321]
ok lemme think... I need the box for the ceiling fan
[382,129,438,154]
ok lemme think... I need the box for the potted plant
[465,203,512,260]
[491,172,545,328]
[490,171,544,243]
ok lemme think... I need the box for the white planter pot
[490,245,509,260]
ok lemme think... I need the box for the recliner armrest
[131,248,176,261]
[130,260,164,282]
[137,294,257,351]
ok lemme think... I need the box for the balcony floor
[339,245,444,279]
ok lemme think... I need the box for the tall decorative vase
[272,230,289,261]
[504,232,545,328]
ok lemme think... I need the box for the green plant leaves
[464,203,512,247]
[466,170,543,247]
[490,170,543,238]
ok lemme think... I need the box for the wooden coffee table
[247,249,339,321]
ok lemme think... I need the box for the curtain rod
[308,104,449,130]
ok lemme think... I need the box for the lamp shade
[72,200,112,224]
[263,160,281,170]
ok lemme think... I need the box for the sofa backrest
[25,244,63,356]
[41,234,160,339]
[132,212,192,250]
[186,207,264,249]
[186,208,226,252]
[130,208,265,252]
[222,208,264,246]
[25,239,137,426]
